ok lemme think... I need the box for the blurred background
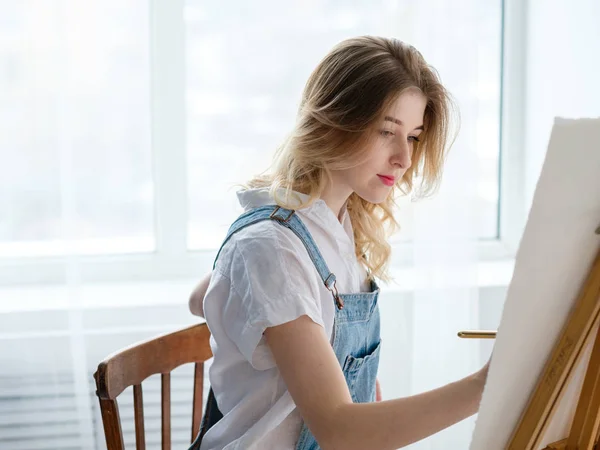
[0,0,598,448]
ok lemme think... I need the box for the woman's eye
[408,136,421,143]
[380,130,394,137]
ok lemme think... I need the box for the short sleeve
[217,222,325,370]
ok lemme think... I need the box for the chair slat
[191,362,204,442]
[99,398,125,450]
[162,373,171,450]
[94,323,213,449]
[133,384,146,450]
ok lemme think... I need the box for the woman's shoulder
[227,216,295,246]
[210,214,322,309]
[215,216,311,269]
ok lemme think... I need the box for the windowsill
[0,259,515,315]
[385,259,515,292]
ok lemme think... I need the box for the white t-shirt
[200,188,369,450]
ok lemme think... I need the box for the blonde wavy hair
[247,36,456,281]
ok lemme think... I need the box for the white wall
[524,0,600,207]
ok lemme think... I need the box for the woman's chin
[355,187,392,205]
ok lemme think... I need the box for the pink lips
[377,174,395,186]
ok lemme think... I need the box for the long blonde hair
[247,36,455,281]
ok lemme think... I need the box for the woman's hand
[472,355,492,396]
[189,271,212,317]
[477,356,492,385]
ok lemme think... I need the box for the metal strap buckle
[324,274,344,309]
[269,206,294,222]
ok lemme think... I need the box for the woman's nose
[391,143,412,169]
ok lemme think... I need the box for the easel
[460,232,600,449]
[506,245,600,450]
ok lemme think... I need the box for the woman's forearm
[325,371,485,450]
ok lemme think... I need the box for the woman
[189,36,490,450]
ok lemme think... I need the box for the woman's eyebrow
[384,116,424,131]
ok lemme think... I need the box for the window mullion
[149,0,188,257]
[499,0,528,255]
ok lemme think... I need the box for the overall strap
[213,205,343,308]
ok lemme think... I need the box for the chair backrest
[94,323,213,450]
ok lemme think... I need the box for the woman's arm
[265,315,488,450]
[189,271,212,317]
[190,270,384,400]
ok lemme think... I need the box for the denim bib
[192,205,381,450]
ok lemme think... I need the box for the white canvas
[470,118,600,449]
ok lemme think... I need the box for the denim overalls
[191,205,381,450]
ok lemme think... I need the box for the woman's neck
[320,180,352,221]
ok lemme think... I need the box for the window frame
[0,0,526,286]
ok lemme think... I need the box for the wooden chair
[94,323,213,450]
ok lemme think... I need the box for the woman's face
[331,89,427,205]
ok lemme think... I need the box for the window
[0,0,509,283]
[0,0,154,259]
[185,0,503,249]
